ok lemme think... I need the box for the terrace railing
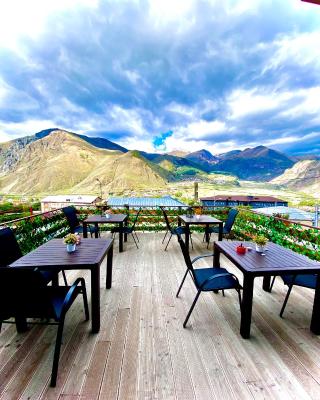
[0,204,319,261]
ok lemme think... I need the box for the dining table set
[5,209,320,340]
[177,211,320,339]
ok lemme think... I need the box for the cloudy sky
[0,0,320,155]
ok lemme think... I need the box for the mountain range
[0,128,318,195]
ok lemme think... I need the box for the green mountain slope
[0,131,167,195]
[213,145,294,180]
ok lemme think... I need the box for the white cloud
[227,88,293,119]
[148,0,194,28]
[0,119,56,143]
[166,99,217,120]
[0,79,39,110]
[175,119,227,139]
[0,0,98,50]
[264,31,320,73]
[279,86,320,119]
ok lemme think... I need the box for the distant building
[253,206,315,226]
[107,195,187,208]
[200,195,288,208]
[41,195,101,212]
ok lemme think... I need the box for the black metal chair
[176,234,242,327]
[62,206,99,237]
[272,274,318,318]
[0,227,67,285]
[0,267,89,387]
[111,208,141,249]
[204,208,238,248]
[161,207,193,251]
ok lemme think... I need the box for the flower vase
[66,244,76,253]
[255,244,265,253]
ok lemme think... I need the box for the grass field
[1,179,318,207]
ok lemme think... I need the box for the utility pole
[194,182,198,202]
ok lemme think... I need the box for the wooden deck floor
[1,232,320,399]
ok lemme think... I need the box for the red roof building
[200,195,288,208]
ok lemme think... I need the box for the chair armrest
[199,272,241,290]
[60,278,86,317]
[191,254,214,264]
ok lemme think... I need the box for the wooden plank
[1,331,52,400]
[167,250,245,400]
[117,288,142,400]
[152,250,176,400]
[99,308,130,399]
[137,252,156,399]
[79,341,111,400]
[156,250,196,400]
[80,254,132,399]
[0,326,44,396]
[39,330,86,400]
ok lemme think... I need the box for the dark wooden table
[178,215,223,251]
[214,240,320,339]
[10,238,114,334]
[83,214,128,252]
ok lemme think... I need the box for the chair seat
[282,274,317,289]
[173,226,187,235]
[74,225,99,235]
[194,267,239,291]
[206,226,228,235]
[50,286,83,320]
[111,226,132,234]
[39,270,60,284]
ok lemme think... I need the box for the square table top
[84,214,128,223]
[215,240,320,275]
[10,238,113,269]
[179,214,222,225]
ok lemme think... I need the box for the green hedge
[2,206,319,262]
[233,210,320,261]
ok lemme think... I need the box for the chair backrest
[177,234,196,280]
[130,208,142,230]
[0,227,23,268]
[160,207,172,231]
[224,208,238,233]
[0,267,53,320]
[62,206,80,233]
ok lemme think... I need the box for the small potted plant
[64,233,78,253]
[254,235,268,253]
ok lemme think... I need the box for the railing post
[315,205,319,227]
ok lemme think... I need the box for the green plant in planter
[63,233,78,245]
[273,212,289,219]
[254,235,268,246]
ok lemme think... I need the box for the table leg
[119,222,124,252]
[124,218,128,242]
[311,274,320,334]
[94,223,99,238]
[213,243,221,293]
[213,242,220,267]
[218,223,223,241]
[262,276,272,292]
[106,242,113,289]
[91,266,100,333]
[240,274,254,339]
[83,222,88,238]
[15,316,28,333]
[205,223,210,244]
[185,224,190,252]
